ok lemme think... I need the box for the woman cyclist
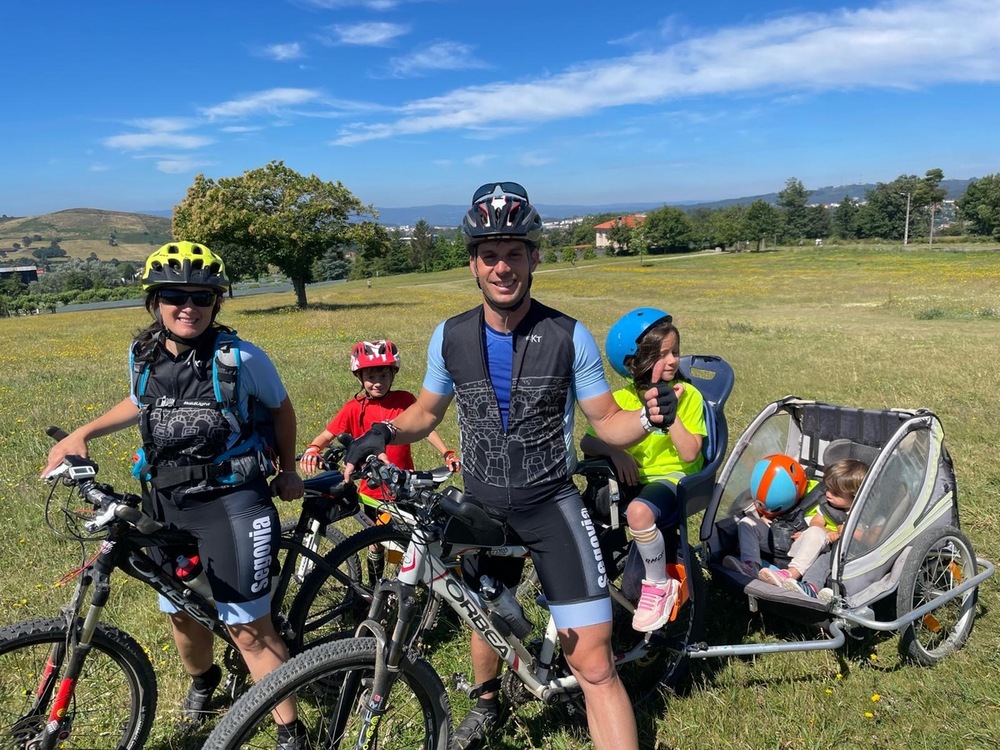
[43,242,306,748]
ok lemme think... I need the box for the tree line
[4,162,1000,314]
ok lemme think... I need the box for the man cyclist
[343,181,677,750]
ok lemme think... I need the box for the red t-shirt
[326,390,416,501]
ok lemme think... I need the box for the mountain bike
[287,437,453,653]
[0,427,363,750]
[202,455,706,749]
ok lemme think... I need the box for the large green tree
[173,161,374,307]
[642,206,693,253]
[777,177,812,242]
[958,173,1000,238]
[832,196,861,239]
[410,220,436,272]
[741,200,781,251]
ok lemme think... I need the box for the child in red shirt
[299,340,459,507]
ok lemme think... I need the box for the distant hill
[374,179,975,226]
[0,208,171,264]
[0,177,977,265]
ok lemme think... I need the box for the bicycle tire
[287,524,441,653]
[516,534,705,702]
[280,519,357,583]
[897,526,978,666]
[613,546,706,699]
[0,616,157,750]
[202,637,451,750]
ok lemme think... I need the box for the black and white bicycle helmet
[461,181,543,254]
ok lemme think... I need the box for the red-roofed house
[594,214,646,252]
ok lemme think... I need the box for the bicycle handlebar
[45,426,164,536]
[359,456,503,541]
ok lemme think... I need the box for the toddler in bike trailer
[723,454,868,598]
[299,340,460,517]
[581,308,708,632]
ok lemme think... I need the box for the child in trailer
[723,455,868,598]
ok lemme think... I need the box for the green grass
[2,245,1000,749]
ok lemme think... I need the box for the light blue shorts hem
[157,594,272,625]
[548,597,612,630]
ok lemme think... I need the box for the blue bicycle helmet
[605,307,672,378]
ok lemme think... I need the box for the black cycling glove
[643,382,678,433]
[343,422,395,470]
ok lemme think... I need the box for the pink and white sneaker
[632,578,680,632]
[758,567,793,587]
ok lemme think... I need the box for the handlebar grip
[115,505,164,534]
[46,426,70,442]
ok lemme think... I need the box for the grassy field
[1,245,999,749]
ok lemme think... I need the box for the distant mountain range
[368,178,976,226]
[9,178,976,232]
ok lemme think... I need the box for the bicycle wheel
[203,637,451,750]
[612,546,706,700]
[897,526,979,666]
[287,524,440,652]
[280,519,354,584]
[0,616,157,750]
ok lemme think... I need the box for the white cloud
[334,0,1000,145]
[156,158,216,174]
[104,131,213,151]
[321,22,408,46]
[464,154,493,167]
[89,163,110,172]
[261,42,304,61]
[519,152,553,168]
[201,88,323,119]
[296,0,399,8]
[388,41,486,77]
[220,125,264,133]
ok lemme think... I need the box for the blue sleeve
[421,322,454,396]
[237,341,288,409]
[572,322,611,401]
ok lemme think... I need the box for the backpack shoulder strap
[129,339,151,401]
[212,331,241,413]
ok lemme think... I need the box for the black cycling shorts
[151,477,279,625]
[462,481,612,629]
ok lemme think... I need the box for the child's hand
[299,444,323,477]
[443,450,461,473]
[791,530,803,540]
[609,449,640,486]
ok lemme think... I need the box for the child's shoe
[818,587,835,603]
[781,578,819,598]
[632,578,680,632]
[758,567,793,587]
[722,556,759,578]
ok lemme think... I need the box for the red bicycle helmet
[350,340,401,374]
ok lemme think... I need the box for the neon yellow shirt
[589,381,708,483]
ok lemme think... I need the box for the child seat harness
[130,330,276,492]
[769,484,851,564]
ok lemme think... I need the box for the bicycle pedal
[452,672,472,693]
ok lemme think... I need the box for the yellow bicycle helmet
[141,242,229,292]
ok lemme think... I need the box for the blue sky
[7,0,1000,216]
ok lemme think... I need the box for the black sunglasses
[158,289,218,307]
[472,181,530,204]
